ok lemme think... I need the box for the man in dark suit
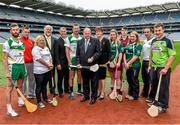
[76,27,101,105]
[55,27,69,97]
[43,25,56,95]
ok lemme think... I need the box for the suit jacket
[43,35,56,64]
[76,37,101,66]
[54,37,68,67]
[99,37,111,64]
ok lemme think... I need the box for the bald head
[44,25,53,37]
[83,27,91,39]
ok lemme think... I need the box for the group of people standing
[2,22,176,117]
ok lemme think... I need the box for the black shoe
[80,97,89,102]
[64,90,70,94]
[89,99,96,105]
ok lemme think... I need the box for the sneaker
[158,107,167,113]
[147,102,154,107]
[45,99,53,104]
[146,98,153,103]
[76,90,83,96]
[27,95,36,99]
[69,92,75,100]
[18,97,25,107]
[125,95,131,99]
[38,102,45,108]
[128,96,135,100]
[7,109,18,117]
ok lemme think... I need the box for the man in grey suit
[76,28,101,105]
[43,25,56,95]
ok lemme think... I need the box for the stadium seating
[0,5,180,42]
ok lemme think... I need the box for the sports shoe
[146,98,153,103]
[128,96,135,100]
[125,95,131,99]
[45,99,53,104]
[7,109,18,117]
[147,102,154,107]
[158,107,167,113]
[27,95,36,99]
[76,90,83,96]
[18,97,25,107]
[38,102,45,108]
[69,92,75,100]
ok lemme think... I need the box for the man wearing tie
[43,25,56,95]
[76,28,101,105]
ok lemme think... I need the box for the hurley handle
[155,74,162,101]
[114,67,118,79]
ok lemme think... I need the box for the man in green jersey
[65,23,83,99]
[3,23,26,117]
[148,23,176,113]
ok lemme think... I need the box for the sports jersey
[119,36,129,47]
[124,42,142,68]
[32,46,52,74]
[151,36,176,68]
[64,34,82,65]
[3,38,24,64]
[142,36,154,61]
[110,41,123,61]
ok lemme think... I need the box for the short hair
[95,26,103,32]
[154,23,164,29]
[121,26,128,30]
[22,25,29,30]
[73,23,79,27]
[60,27,66,31]
[143,26,153,33]
[10,23,18,29]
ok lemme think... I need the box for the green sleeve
[118,43,123,53]
[168,48,176,56]
[134,44,142,56]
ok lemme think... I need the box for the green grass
[0,42,180,89]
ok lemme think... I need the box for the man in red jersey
[20,25,35,99]
[119,26,130,95]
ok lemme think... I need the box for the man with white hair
[43,25,57,95]
[76,27,101,105]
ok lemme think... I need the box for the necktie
[47,37,51,50]
[85,39,88,53]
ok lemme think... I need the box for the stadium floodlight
[65,14,73,17]
[9,4,20,8]
[0,2,6,6]
[24,7,33,10]
[37,9,44,12]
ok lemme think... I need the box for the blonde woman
[32,35,53,108]
[124,31,142,100]
[108,29,123,96]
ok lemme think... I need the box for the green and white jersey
[64,34,82,64]
[65,34,82,58]
[151,36,176,68]
[3,38,24,64]
[110,41,123,61]
[124,42,142,68]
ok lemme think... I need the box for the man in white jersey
[141,27,154,98]
[3,23,26,117]
[65,23,83,99]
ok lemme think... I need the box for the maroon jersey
[119,36,129,47]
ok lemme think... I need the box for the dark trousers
[149,67,171,109]
[57,65,69,94]
[141,60,151,97]
[48,67,56,94]
[34,71,51,103]
[126,67,140,99]
[81,69,98,100]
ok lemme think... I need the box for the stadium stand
[0,0,180,42]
